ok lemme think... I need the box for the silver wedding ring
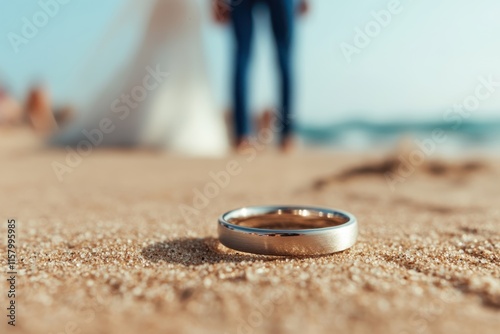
[218,206,358,256]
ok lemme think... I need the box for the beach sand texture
[0,129,499,334]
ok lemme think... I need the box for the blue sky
[1,0,500,125]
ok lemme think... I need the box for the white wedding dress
[51,0,229,156]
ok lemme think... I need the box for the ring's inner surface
[227,209,349,230]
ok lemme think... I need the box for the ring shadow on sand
[141,237,334,266]
[141,237,279,266]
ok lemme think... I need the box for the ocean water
[298,119,500,154]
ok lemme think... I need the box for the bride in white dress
[51,0,229,156]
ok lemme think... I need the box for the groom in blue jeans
[213,0,309,152]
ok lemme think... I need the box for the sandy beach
[0,129,499,334]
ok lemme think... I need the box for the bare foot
[280,136,296,154]
[235,137,253,153]
[25,87,58,136]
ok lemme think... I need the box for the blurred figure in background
[0,83,61,135]
[213,0,309,152]
[25,85,60,136]
[26,0,228,156]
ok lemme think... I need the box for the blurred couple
[1,0,308,155]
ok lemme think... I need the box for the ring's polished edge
[218,205,358,256]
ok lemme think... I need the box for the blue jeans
[231,0,295,142]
